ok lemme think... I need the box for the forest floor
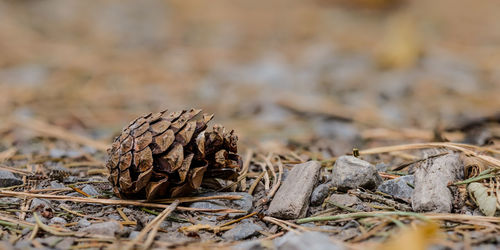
[0,0,499,249]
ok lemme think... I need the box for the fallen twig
[0,190,245,214]
[0,148,17,163]
[296,211,430,224]
[348,189,412,211]
[126,201,179,250]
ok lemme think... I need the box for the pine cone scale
[150,120,171,135]
[134,131,152,151]
[133,147,153,172]
[152,129,175,154]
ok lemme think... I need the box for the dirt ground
[0,0,499,249]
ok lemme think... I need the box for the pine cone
[106,109,242,200]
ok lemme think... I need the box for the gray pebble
[49,217,67,225]
[190,192,253,218]
[129,231,140,239]
[79,221,122,236]
[77,218,91,228]
[377,175,414,202]
[50,181,65,188]
[328,194,361,208]
[331,156,382,191]
[81,185,100,197]
[310,183,331,206]
[222,219,263,241]
[27,216,48,225]
[0,170,23,188]
[274,231,344,250]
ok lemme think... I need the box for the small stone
[232,240,274,250]
[49,148,67,158]
[330,156,382,191]
[108,214,121,220]
[21,227,32,235]
[14,240,32,249]
[49,217,67,225]
[129,231,140,239]
[412,152,463,213]
[79,221,122,236]
[29,198,51,211]
[139,215,155,226]
[472,244,499,250]
[0,170,22,187]
[55,237,74,249]
[375,163,389,172]
[26,216,48,225]
[274,231,345,250]
[122,208,133,214]
[189,192,253,217]
[310,183,331,206]
[302,223,340,232]
[222,220,263,241]
[77,218,91,227]
[37,236,66,248]
[336,227,359,241]
[81,185,100,197]
[50,181,65,189]
[0,241,15,250]
[267,161,321,219]
[377,175,414,202]
[328,194,361,208]
[0,197,20,204]
[64,176,79,183]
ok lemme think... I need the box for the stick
[296,211,430,224]
[126,201,179,250]
[0,190,245,214]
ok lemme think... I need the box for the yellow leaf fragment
[468,182,497,216]
[375,13,421,69]
[378,222,440,250]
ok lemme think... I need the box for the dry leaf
[460,153,487,179]
[468,182,497,216]
[378,222,440,250]
[375,13,421,69]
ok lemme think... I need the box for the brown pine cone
[106,109,242,200]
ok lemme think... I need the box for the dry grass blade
[33,213,76,236]
[258,162,270,191]
[267,156,283,199]
[64,161,105,168]
[0,190,246,213]
[361,128,434,141]
[14,117,108,151]
[0,148,16,163]
[219,211,258,227]
[0,214,35,229]
[125,200,179,250]
[262,216,300,234]
[248,171,266,195]
[359,142,500,168]
[239,149,253,191]
[28,224,39,241]
[0,165,31,176]
[424,213,500,224]
[153,194,243,204]
[69,186,91,197]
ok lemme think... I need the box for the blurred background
[0,0,499,155]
